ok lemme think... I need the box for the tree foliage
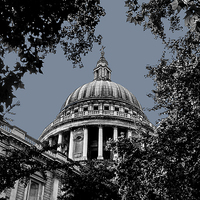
[59,159,120,200]
[0,0,105,117]
[107,128,162,200]
[122,0,200,199]
[125,0,200,40]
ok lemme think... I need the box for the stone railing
[69,110,131,120]
[0,120,42,146]
[42,109,152,136]
[0,122,12,133]
[25,134,41,146]
[0,121,59,159]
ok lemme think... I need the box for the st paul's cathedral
[0,48,154,200]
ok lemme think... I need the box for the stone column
[120,104,124,112]
[49,137,53,147]
[97,126,103,160]
[110,103,114,111]
[113,127,118,160]
[95,71,97,79]
[100,68,102,77]
[51,177,59,200]
[9,180,19,200]
[128,129,132,138]
[99,101,103,110]
[89,103,92,111]
[99,101,103,114]
[79,104,83,112]
[105,69,107,78]
[57,132,63,152]
[83,127,88,160]
[102,68,104,77]
[109,72,111,80]
[68,130,74,159]
[113,127,118,140]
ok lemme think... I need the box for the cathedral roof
[60,47,143,112]
[60,80,142,111]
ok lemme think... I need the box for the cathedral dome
[39,47,154,161]
[60,80,142,112]
[60,46,142,113]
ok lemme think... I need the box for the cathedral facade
[0,50,154,200]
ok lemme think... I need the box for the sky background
[9,1,169,139]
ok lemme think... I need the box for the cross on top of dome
[93,46,112,81]
[100,46,105,57]
[96,46,108,67]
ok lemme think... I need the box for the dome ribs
[85,82,92,98]
[107,81,113,97]
[77,83,86,100]
[60,80,143,112]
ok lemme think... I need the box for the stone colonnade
[50,126,134,160]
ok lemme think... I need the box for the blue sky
[10,1,166,139]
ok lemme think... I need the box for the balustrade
[74,112,79,118]
[102,110,114,115]
[88,110,99,115]
[25,135,41,146]
[83,111,89,116]
[42,108,149,137]
[0,123,11,133]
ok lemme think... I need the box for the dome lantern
[93,46,112,81]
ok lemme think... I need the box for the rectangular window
[74,109,78,113]
[29,181,39,200]
[94,106,98,110]
[104,106,109,110]
[115,107,119,111]
[125,109,129,114]
[27,180,43,200]
[83,107,88,111]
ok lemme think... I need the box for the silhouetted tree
[59,159,120,200]
[0,0,105,117]
[122,0,200,199]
